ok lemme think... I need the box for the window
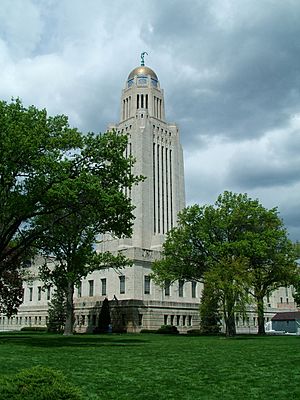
[29,287,33,301]
[119,276,125,294]
[138,314,143,326]
[179,280,184,297]
[170,315,174,325]
[88,280,94,297]
[144,276,151,294]
[182,315,186,326]
[164,279,170,296]
[176,315,180,326]
[37,286,42,301]
[188,316,192,326]
[164,315,168,325]
[191,281,197,298]
[101,278,107,296]
[77,282,82,298]
[47,287,51,301]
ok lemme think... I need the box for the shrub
[0,366,82,400]
[156,325,179,334]
[186,329,202,336]
[140,329,157,334]
[20,327,47,332]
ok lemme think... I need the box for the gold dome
[128,66,158,81]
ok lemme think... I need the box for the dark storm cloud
[0,0,299,240]
[142,0,300,147]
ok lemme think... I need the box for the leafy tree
[216,192,298,335]
[294,242,300,258]
[47,288,66,333]
[36,131,141,335]
[0,99,84,312]
[153,191,298,336]
[199,281,221,335]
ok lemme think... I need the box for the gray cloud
[0,0,299,241]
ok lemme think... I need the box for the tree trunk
[224,295,236,337]
[225,311,236,336]
[64,281,75,335]
[256,295,265,335]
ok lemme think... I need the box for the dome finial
[141,51,148,66]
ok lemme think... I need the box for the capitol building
[0,57,296,333]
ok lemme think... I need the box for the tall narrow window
[179,280,184,297]
[144,276,151,295]
[77,282,82,298]
[145,94,148,109]
[153,143,156,233]
[29,287,33,301]
[137,94,139,109]
[101,278,107,296]
[191,281,197,298]
[169,149,173,228]
[141,94,144,108]
[119,276,125,294]
[157,144,160,233]
[47,287,51,301]
[37,286,42,301]
[88,280,94,297]
[164,279,170,296]
[161,145,164,234]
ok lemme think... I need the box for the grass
[0,332,300,399]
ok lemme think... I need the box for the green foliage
[156,325,179,334]
[199,282,222,334]
[0,99,142,318]
[34,129,141,335]
[20,327,47,332]
[0,366,82,400]
[0,99,82,294]
[153,191,298,336]
[47,289,66,333]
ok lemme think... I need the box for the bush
[140,329,157,334]
[156,325,179,334]
[186,329,202,336]
[0,366,82,400]
[20,327,47,332]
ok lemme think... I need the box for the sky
[0,0,299,241]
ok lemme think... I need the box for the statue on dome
[141,51,148,66]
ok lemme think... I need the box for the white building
[0,58,297,333]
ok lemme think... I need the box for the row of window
[27,286,51,302]
[25,278,198,301]
[0,315,47,326]
[164,314,193,327]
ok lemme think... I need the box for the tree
[199,280,221,334]
[0,99,83,312]
[47,288,66,333]
[216,192,297,335]
[36,131,141,335]
[152,191,298,336]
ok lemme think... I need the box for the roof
[128,66,158,81]
[272,311,300,321]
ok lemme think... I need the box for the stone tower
[103,57,185,252]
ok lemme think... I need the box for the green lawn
[0,332,299,399]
